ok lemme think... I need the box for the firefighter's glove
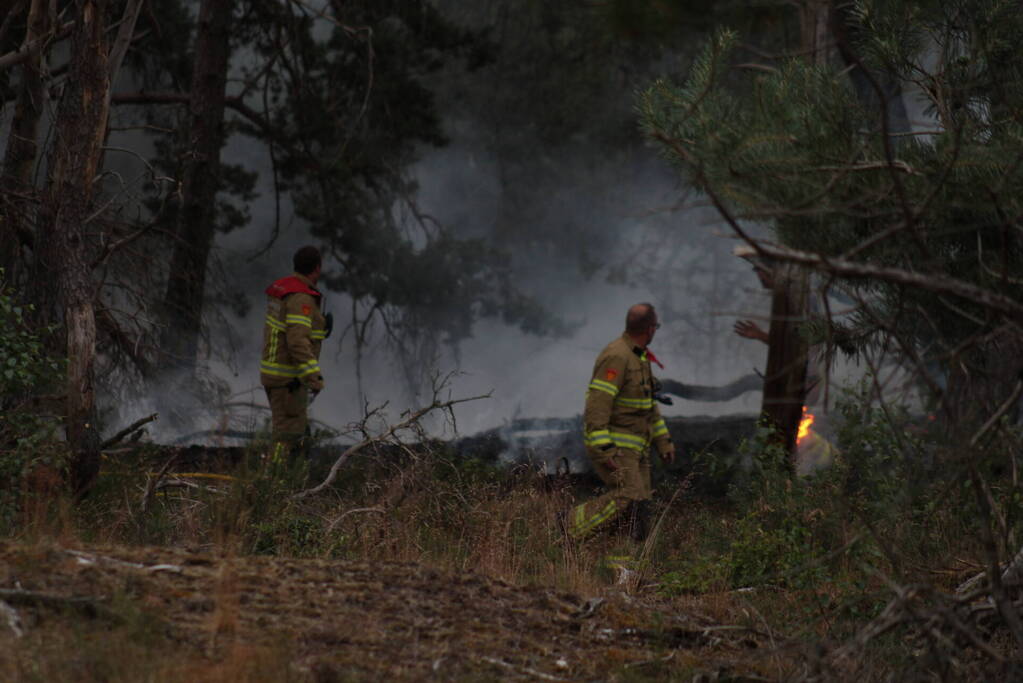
[595,445,620,472]
[659,446,676,465]
[324,311,334,339]
[651,378,672,405]
[306,374,325,394]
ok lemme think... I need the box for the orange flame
[797,407,815,444]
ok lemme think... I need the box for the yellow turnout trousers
[568,447,651,538]
[265,384,309,462]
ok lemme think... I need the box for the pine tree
[639,0,1023,428]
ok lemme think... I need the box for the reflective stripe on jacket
[260,273,326,389]
[583,332,673,455]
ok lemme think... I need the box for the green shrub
[0,271,66,532]
[663,392,932,594]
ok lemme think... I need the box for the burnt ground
[0,542,783,681]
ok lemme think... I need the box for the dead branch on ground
[0,588,115,619]
[63,549,182,574]
[101,412,158,449]
[0,600,23,637]
[139,449,180,517]
[294,374,489,499]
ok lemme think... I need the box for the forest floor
[0,540,789,682]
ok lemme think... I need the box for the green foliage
[833,385,924,509]
[14,413,1023,676]
[226,1,564,345]
[109,0,563,387]
[660,388,974,597]
[0,275,61,396]
[639,1,1023,371]
[0,273,66,532]
[722,426,854,589]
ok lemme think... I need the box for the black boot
[629,500,651,542]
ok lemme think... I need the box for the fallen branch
[826,577,1022,678]
[624,652,676,669]
[0,588,113,619]
[830,584,923,663]
[101,413,158,449]
[479,656,568,682]
[139,450,180,517]
[64,549,183,574]
[325,506,385,533]
[294,383,489,500]
[0,600,23,638]
[154,478,227,494]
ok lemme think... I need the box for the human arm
[651,401,675,464]
[284,293,325,392]
[734,319,769,344]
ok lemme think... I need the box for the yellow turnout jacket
[259,272,326,391]
[584,332,673,456]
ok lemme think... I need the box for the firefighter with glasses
[564,302,676,543]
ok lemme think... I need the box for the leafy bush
[0,281,60,395]
[663,390,948,595]
[0,271,65,532]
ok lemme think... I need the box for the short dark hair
[293,246,321,275]
[625,303,657,334]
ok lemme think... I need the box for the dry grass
[0,624,296,683]
[0,537,786,682]
[2,438,1011,681]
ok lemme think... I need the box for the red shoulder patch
[302,304,312,315]
[605,368,618,381]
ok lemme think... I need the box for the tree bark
[1,0,50,282]
[798,0,834,66]
[33,0,110,495]
[755,0,832,464]
[760,263,810,464]
[160,0,233,371]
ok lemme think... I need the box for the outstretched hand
[734,319,769,344]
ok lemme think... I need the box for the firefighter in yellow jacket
[260,245,329,462]
[566,303,676,541]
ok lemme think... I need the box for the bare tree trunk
[160,0,233,372]
[755,0,833,465]
[33,0,110,495]
[760,263,810,464]
[1,0,50,282]
[798,0,834,66]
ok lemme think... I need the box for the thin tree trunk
[760,263,810,464]
[798,0,834,67]
[33,0,110,495]
[1,0,50,281]
[160,0,233,371]
[754,3,831,465]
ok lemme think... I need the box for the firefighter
[564,303,676,543]
[260,245,330,462]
